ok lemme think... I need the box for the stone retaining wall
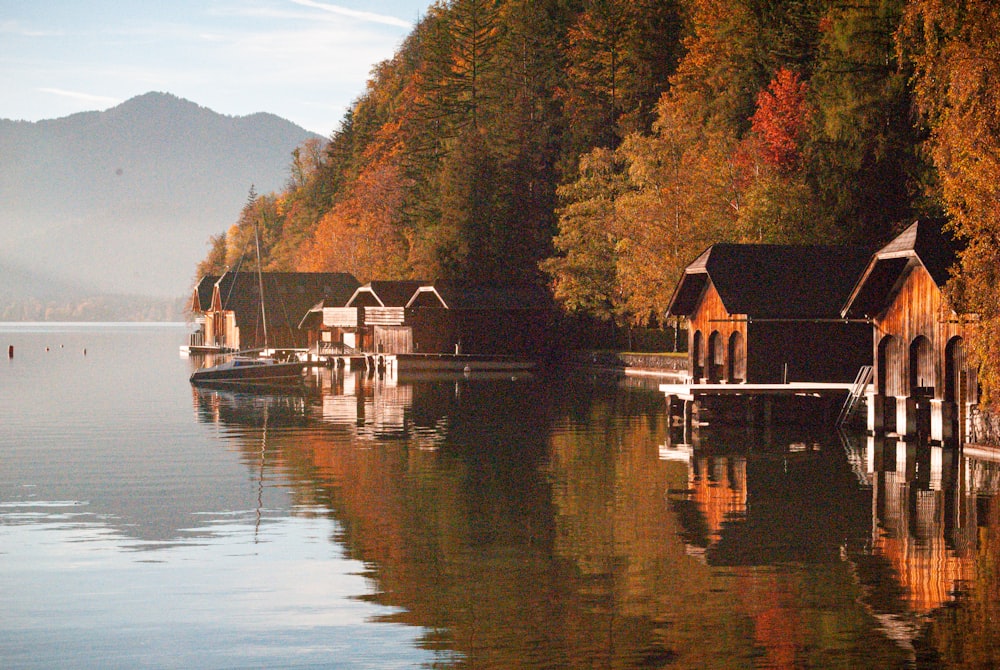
[567,351,687,371]
[969,408,1000,446]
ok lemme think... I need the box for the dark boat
[189,355,305,387]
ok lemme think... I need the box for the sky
[0,0,431,136]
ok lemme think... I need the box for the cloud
[289,0,413,29]
[37,88,122,108]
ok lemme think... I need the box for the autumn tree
[899,0,1000,404]
[299,160,412,281]
[559,0,683,158]
[736,67,833,244]
[541,148,629,323]
[195,232,228,279]
[807,0,927,245]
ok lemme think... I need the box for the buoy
[83,348,87,356]
[45,346,50,352]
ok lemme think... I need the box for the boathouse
[300,280,429,355]
[666,244,872,385]
[195,271,359,351]
[185,275,222,351]
[350,281,428,354]
[842,221,977,442]
[405,281,555,357]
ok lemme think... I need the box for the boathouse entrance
[909,335,935,398]
[691,331,704,382]
[707,331,724,383]
[727,331,745,383]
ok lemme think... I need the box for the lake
[1,323,998,668]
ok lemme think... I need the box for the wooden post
[7,345,12,359]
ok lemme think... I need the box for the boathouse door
[707,331,723,383]
[691,331,704,382]
[374,326,413,354]
[727,332,745,383]
[945,337,966,404]
[878,335,904,397]
[909,335,935,437]
[909,336,935,398]
[945,336,968,441]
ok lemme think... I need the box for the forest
[194,0,1000,403]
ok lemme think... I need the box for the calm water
[1,324,998,668]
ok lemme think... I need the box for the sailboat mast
[254,217,269,352]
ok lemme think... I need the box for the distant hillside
[0,92,323,307]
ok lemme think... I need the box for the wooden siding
[365,307,405,326]
[687,280,747,382]
[374,326,413,354]
[685,277,868,384]
[323,307,359,328]
[406,307,553,357]
[874,265,976,402]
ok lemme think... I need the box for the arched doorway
[945,336,968,443]
[727,331,745,383]
[909,335,935,397]
[877,335,903,396]
[707,331,724,383]
[691,330,704,382]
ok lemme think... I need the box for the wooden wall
[874,265,976,403]
[686,278,869,384]
[407,308,554,357]
[688,281,747,382]
[374,326,413,354]
[748,321,871,384]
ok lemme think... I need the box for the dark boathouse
[842,221,978,442]
[667,244,873,385]
[194,271,359,351]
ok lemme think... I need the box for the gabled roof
[406,281,553,310]
[667,244,872,319]
[190,275,218,312]
[842,221,959,319]
[346,280,428,308]
[212,271,359,347]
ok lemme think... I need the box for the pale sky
[0,0,430,136]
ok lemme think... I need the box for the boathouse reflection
[664,396,1000,659]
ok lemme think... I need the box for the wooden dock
[659,381,868,402]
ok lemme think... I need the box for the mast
[253,216,269,352]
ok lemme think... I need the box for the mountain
[0,92,323,310]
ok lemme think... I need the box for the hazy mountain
[0,92,323,314]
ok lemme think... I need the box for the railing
[316,342,361,356]
[836,365,873,427]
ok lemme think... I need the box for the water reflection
[192,372,1000,668]
[665,395,1000,666]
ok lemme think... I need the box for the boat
[189,354,305,387]
[189,216,305,388]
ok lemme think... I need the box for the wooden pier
[659,381,865,402]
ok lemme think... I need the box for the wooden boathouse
[299,280,426,357]
[298,280,555,370]
[666,244,873,386]
[404,281,555,358]
[192,271,359,352]
[842,221,978,442]
[185,275,225,352]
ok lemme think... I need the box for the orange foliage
[749,68,810,172]
[298,161,412,281]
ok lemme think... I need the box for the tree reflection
[194,372,1000,668]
